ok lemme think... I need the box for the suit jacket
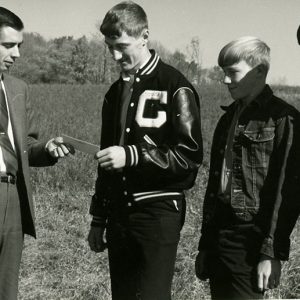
[3,74,56,237]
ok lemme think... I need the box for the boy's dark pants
[208,224,264,300]
[106,198,185,300]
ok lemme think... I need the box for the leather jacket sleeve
[123,88,203,181]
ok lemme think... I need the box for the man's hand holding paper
[62,134,100,156]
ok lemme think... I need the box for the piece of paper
[62,134,100,155]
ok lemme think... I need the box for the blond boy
[195,37,299,299]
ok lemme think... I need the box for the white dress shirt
[0,79,16,173]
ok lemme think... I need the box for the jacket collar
[221,84,273,112]
[120,49,160,82]
[251,84,273,107]
[138,49,160,76]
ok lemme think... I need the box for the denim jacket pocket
[242,127,275,168]
[243,128,275,142]
[242,127,275,205]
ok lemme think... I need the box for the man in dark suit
[0,7,70,300]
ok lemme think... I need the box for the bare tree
[186,37,202,85]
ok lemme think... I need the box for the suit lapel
[3,75,23,157]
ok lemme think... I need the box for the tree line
[11,32,223,85]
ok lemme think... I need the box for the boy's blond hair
[218,36,270,72]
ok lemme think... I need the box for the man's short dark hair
[100,1,148,38]
[0,7,23,31]
[297,25,300,45]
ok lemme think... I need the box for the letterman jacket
[90,50,203,225]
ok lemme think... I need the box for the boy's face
[105,30,147,74]
[222,60,260,101]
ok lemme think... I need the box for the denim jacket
[199,85,300,260]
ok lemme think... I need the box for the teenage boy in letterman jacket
[87,2,203,300]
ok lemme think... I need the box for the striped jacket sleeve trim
[91,216,107,227]
[132,191,184,202]
[124,145,139,167]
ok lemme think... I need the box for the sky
[2,0,300,86]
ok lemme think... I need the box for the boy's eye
[117,45,128,51]
[227,70,238,76]
[106,44,127,52]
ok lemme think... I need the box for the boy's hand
[95,146,126,170]
[88,226,107,252]
[195,250,210,280]
[257,255,281,291]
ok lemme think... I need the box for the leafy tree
[10,32,218,85]
[208,66,224,83]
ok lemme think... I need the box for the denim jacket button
[209,193,215,197]
[214,171,219,176]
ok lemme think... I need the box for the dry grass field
[18,83,300,299]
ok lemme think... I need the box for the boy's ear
[141,29,149,44]
[256,64,267,78]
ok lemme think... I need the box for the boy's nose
[112,50,122,61]
[223,75,231,84]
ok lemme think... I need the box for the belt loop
[0,174,16,184]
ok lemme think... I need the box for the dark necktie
[0,86,18,175]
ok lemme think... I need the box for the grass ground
[18,83,300,299]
